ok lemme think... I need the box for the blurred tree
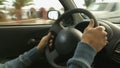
[0,0,6,4]
[84,0,96,7]
[0,0,8,22]
[0,11,7,22]
[12,0,33,20]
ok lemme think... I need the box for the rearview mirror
[47,10,60,20]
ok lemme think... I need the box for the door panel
[0,25,51,59]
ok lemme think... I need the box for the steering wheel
[45,8,98,68]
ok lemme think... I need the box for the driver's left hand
[37,32,53,53]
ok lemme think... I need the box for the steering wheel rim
[55,8,98,25]
[45,8,98,68]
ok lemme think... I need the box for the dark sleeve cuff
[68,42,97,66]
[24,47,43,62]
[74,42,97,64]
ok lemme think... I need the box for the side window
[0,0,64,25]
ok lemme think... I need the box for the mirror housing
[47,10,61,20]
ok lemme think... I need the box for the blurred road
[35,19,53,24]
[0,19,53,25]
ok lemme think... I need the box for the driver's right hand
[81,19,108,52]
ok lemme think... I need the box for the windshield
[73,0,120,24]
[88,3,108,11]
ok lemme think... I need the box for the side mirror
[47,10,60,20]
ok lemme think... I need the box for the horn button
[55,28,82,57]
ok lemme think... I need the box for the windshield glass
[73,0,120,24]
[88,3,108,11]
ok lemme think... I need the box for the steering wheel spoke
[46,48,59,61]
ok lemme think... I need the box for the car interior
[0,0,120,68]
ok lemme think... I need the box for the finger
[96,26,105,31]
[104,37,108,45]
[49,39,53,43]
[104,31,107,36]
[44,32,52,40]
[99,26,105,31]
[105,37,107,41]
[47,32,52,37]
[51,35,54,39]
[87,19,94,28]
[49,43,53,47]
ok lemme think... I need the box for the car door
[0,24,51,68]
[0,0,64,68]
[0,24,50,58]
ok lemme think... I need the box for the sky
[4,0,63,10]
[4,0,120,10]
[33,0,63,10]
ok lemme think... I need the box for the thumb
[44,32,52,41]
[87,19,94,28]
